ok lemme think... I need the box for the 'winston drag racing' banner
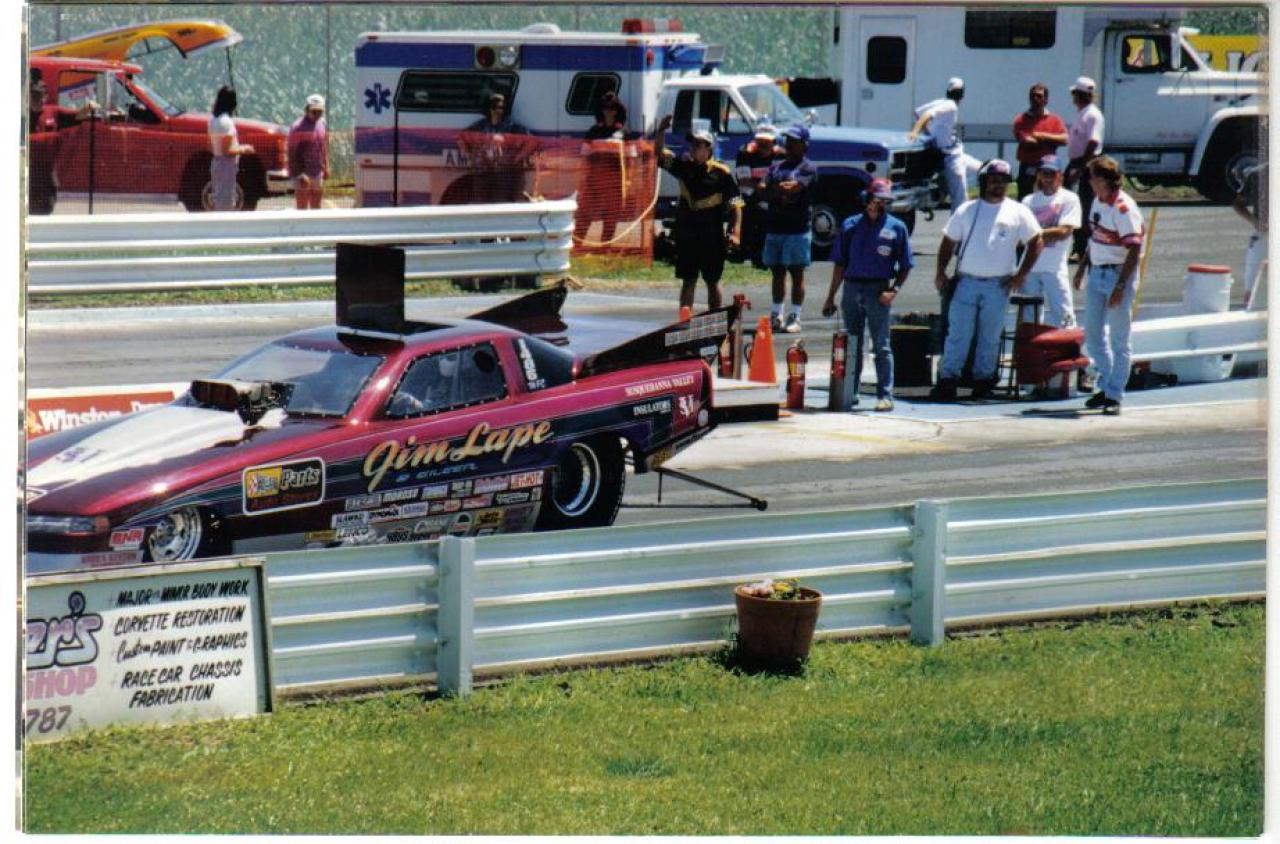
[27,383,186,439]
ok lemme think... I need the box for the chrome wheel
[201,179,245,211]
[146,507,204,562]
[551,443,602,518]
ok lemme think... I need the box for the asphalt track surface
[25,203,1269,521]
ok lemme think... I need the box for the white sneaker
[770,315,784,332]
[783,313,802,333]
[874,397,894,412]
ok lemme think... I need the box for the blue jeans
[210,155,239,211]
[841,282,893,399]
[939,274,1009,382]
[1083,264,1137,401]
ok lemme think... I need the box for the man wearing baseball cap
[821,178,914,411]
[909,77,968,211]
[930,158,1043,401]
[1020,155,1082,328]
[654,115,742,311]
[734,123,782,267]
[1064,76,1105,261]
[761,124,819,333]
[288,93,329,209]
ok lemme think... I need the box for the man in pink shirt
[288,94,329,210]
[1012,83,1067,198]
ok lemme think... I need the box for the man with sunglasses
[1012,83,1067,199]
[461,93,531,204]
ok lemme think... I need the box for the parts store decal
[27,385,186,439]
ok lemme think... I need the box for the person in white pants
[1020,155,1082,327]
[909,78,968,211]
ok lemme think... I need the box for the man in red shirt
[1012,83,1067,198]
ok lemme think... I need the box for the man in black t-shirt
[655,114,742,310]
[761,125,818,333]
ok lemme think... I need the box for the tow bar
[621,463,768,512]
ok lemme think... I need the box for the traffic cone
[678,305,692,322]
[747,315,778,383]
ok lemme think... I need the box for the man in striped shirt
[1072,156,1144,415]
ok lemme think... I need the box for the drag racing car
[25,244,736,574]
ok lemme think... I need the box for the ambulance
[353,19,937,258]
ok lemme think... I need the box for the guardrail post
[910,500,948,646]
[436,536,475,696]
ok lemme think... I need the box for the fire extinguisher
[785,339,807,409]
[828,329,849,411]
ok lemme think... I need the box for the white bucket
[1152,264,1237,383]
[1182,264,1233,314]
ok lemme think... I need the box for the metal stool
[1002,295,1044,395]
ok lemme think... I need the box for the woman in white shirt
[207,86,254,211]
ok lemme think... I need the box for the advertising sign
[24,558,272,743]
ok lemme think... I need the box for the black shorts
[675,236,727,284]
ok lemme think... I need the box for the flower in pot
[732,578,822,672]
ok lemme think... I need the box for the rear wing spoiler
[467,283,569,335]
[578,305,739,378]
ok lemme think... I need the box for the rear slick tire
[536,436,625,531]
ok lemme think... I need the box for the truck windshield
[738,83,805,127]
[129,76,182,117]
[213,342,384,417]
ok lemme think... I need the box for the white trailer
[830,5,1263,201]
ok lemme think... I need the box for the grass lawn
[24,601,1262,836]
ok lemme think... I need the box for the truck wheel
[809,200,841,260]
[536,436,625,531]
[1197,122,1259,204]
[142,506,228,563]
[180,155,259,211]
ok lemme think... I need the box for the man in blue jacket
[821,178,914,411]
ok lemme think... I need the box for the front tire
[143,507,227,563]
[1197,122,1260,204]
[536,436,625,530]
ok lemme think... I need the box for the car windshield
[738,83,804,127]
[214,342,383,417]
[129,75,181,117]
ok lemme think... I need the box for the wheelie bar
[621,465,768,511]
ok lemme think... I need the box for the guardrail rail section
[252,478,1263,697]
[26,201,576,294]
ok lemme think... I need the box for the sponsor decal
[462,494,493,510]
[304,530,337,543]
[429,499,463,515]
[382,488,419,504]
[664,312,728,348]
[475,509,504,529]
[624,373,695,398]
[474,474,511,494]
[633,398,673,417]
[26,391,177,439]
[82,551,142,568]
[420,483,449,500]
[450,480,474,498]
[109,528,146,551]
[413,517,451,536]
[397,502,430,518]
[367,506,403,524]
[344,493,382,511]
[332,512,369,529]
[362,421,555,492]
[509,470,544,489]
[385,528,412,544]
[448,513,472,537]
[494,491,531,505]
[516,339,546,391]
[243,458,325,515]
[678,395,697,420]
[336,526,378,545]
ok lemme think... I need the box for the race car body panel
[26,295,731,574]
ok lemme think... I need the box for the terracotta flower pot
[733,585,822,671]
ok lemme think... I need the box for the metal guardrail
[255,478,1265,697]
[26,201,576,295]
